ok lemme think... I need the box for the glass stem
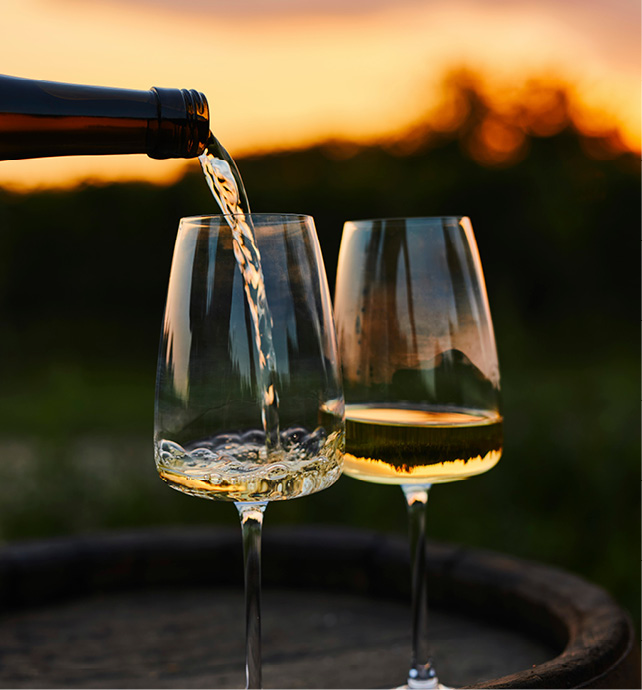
[236,501,268,690]
[402,484,439,689]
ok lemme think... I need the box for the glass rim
[345,215,469,225]
[179,212,314,224]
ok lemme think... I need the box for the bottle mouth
[149,87,210,159]
[180,89,210,157]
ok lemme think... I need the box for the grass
[0,349,637,635]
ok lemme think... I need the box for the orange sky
[0,0,639,189]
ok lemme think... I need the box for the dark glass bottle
[0,74,210,160]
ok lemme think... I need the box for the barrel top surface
[0,586,554,690]
[0,526,636,689]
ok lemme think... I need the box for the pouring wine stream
[199,134,280,454]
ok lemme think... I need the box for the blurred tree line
[0,72,638,628]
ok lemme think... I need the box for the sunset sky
[1,0,639,189]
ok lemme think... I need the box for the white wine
[343,405,502,485]
[155,425,343,502]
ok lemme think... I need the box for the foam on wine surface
[156,426,343,502]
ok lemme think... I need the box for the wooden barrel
[0,526,636,689]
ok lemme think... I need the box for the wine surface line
[343,404,502,485]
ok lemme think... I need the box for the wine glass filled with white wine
[334,216,502,689]
[154,213,344,689]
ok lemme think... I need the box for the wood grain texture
[0,527,636,689]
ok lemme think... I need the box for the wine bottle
[0,74,209,160]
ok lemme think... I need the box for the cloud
[55,0,408,17]
[55,0,639,23]
[53,0,638,71]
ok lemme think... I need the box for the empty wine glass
[154,213,344,689]
[334,216,502,689]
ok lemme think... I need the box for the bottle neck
[0,75,210,160]
[150,87,210,159]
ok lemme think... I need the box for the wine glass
[154,213,344,689]
[333,216,502,689]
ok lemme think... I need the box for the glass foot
[395,680,449,690]
[405,663,443,689]
[394,681,454,690]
